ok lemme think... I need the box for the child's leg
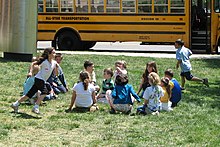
[105,90,114,109]
[181,76,185,88]
[35,94,47,105]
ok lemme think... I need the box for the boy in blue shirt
[164,69,182,108]
[175,39,209,90]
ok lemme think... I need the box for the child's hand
[27,72,32,77]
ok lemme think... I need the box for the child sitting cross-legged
[96,68,114,103]
[137,72,164,115]
[106,74,141,114]
[66,71,98,112]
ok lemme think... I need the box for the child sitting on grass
[164,69,182,108]
[160,77,173,111]
[106,74,141,114]
[137,72,164,115]
[96,68,114,103]
[66,71,98,112]
[113,60,127,81]
[84,60,100,92]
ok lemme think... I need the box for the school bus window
[38,0,44,12]
[75,0,88,12]
[90,0,104,13]
[170,0,185,13]
[138,0,152,13]
[122,0,136,13]
[61,0,73,12]
[106,0,120,13]
[154,0,168,13]
[214,0,220,12]
[46,0,59,12]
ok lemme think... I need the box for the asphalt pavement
[37,41,220,59]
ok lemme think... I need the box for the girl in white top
[11,48,59,114]
[67,71,97,111]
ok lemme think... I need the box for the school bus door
[191,0,211,53]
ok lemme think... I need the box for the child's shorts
[180,71,193,80]
[113,104,132,113]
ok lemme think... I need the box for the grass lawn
[0,53,220,146]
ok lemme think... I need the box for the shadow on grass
[183,82,220,109]
[202,59,220,69]
[65,107,90,113]
[11,112,42,119]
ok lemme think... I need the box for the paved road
[37,41,220,59]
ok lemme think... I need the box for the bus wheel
[57,31,81,50]
[82,41,96,50]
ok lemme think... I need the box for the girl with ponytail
[11,48,59,114]
[160,77,173,111]
[67,71,98,112]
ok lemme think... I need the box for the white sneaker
[167,108,173,112]
[152,111,159,115]
[10,104,19,113]
[32,107,40,114]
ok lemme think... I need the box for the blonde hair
[148,72,161,86]
[79,71,90,90]
[115,60,127,69]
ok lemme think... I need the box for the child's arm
[68,90,76,110]
[130,85,141,103]
[144,99,148,106]
[53,63,59,76]
[27,61,38,77]
[92,91,97,104]
[176,60,181,69]
[137,77,144,95]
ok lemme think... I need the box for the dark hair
[55,53,63,59]
[84,60,94,69]
[79,71,90,90]
[143,61,158,81]
[104,68,113,77]
[161,77,171,98]
[37,48,54,65]
[115,74,128,85]
[164,69,174,78]
[175,39,184,46]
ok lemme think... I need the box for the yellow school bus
[38,0,220,53]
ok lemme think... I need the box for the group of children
[11,39,209,115]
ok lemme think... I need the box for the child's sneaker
[180,87,185,91]
[10,104,19,113]
[167,108,173,112]
[203,78,209,87]
[109,108,116,114]
[152,111,159,115]
[32,107,40,114]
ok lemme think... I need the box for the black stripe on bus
[38,21,185,25]
[78,30,185,34]
[38,30,56,32]
[39,13,185,16]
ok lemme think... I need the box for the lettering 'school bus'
[38,0,220,53]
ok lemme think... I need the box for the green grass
[0,53,220,146]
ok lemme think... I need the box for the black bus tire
[82,41,96,50]
[57,31,82,50]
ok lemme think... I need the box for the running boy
[175,39,209,89]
